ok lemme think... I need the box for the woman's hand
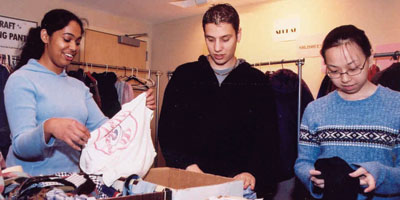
[310,169,324,189]
[349,167,376,193]
[234,172,256,190]
[44,118,90,151]
[146,88,156,110]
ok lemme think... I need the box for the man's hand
[234,172,255,190]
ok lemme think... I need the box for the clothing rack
[69,61,163,166]
[374,51,400,59]
[251,58,305,138]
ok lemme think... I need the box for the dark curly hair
[202,3,240,34]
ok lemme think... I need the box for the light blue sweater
[294,85,400,200]
[4,59,108,175]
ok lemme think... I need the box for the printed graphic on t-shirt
[93,110,138,155]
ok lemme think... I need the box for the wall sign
[297,34,324,58]
[273,17,300,42]
[0,15,37,67]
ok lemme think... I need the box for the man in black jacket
[158,3,280,198]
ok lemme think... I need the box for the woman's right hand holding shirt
[44,118,90,151]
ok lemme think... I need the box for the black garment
[314,157,359,200]
[372,63,400,92]
[92,72,121,118]
[317,75,336,99]
[68,69,102,108]
[0,64,11,157]
[159,55,280,197]
[266,69,314,182]
[67,68,85,82]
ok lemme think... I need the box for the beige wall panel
[83,29,148,78]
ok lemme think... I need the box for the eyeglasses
[326,58,367,79]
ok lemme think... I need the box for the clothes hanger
[123,67,128,78]
[125,67,149,89]
[145,68,155,87]
[85,63,96,83]
[117,66,125,79]
[85,62,89,73]
[135,67,153,87]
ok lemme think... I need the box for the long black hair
[320,25,372,63]
[15,9,84,70]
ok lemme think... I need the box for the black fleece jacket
[158,55,280,197]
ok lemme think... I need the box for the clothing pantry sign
[0,15,37,66]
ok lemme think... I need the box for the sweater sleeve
[354,139,400,195]
[158,68,197,169]
[4,75,54,160]
[294,105,323,199]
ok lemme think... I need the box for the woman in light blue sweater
[294,25,400,199]
[4,9,155,175]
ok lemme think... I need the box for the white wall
[152,0,400,99]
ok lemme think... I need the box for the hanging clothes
[92,72,121,118]
[266,69,314,182]
[85,72,102,108]
[372,62,400,92]
[368,64,380,81]
[317,75,337,99]
[115,80,135,105]
[0,64,11,158]
[67,69,102,108]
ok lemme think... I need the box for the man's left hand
[234,172,255,190]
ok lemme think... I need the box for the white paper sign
[0,15,37,66]
[273,17,300,42]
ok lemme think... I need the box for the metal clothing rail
[70,61,161,74]
[69,61,163,167]
[374,51,400,59]
[251,58,305,139]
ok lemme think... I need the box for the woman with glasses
[294,25,400,199]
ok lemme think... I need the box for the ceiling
[62,0,270,24]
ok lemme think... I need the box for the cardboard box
[143,167,243,200]
[108,167,243,200]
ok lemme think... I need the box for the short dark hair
[202,3,240,34]
[16,9,84,70]
[320,25,372,62]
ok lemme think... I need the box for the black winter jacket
[158,55,280,197]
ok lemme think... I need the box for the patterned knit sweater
[294,85,400,200]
